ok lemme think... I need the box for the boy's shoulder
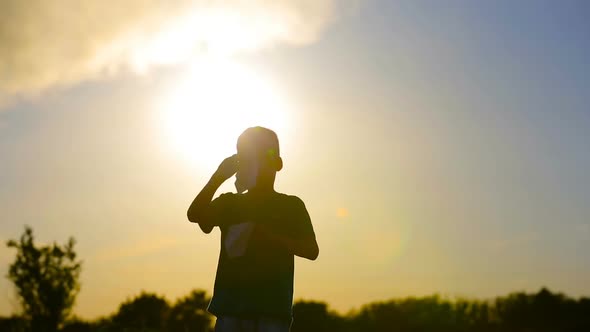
[278,192,306,206]
[271,193,307,212]
[215,192,306,206]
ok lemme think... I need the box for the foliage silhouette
[166,290,213,332]
[493,287,590,332]
[291,301,347,332]
[84,290,214,332]
[111,292,170,332]
[0,316,28,332]
[60,318,95,332]
[6,226,82,332]
[3,228,590,331]
[2,287,590,332]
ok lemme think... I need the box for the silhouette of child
[188,126,319,332]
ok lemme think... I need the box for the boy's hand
[213,154,238,183]
[254,223,319,260]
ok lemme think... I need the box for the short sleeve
[208,193,236,227]
[289,196,315,239]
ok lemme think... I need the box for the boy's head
[235,126,283,192]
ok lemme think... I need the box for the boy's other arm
[187,155,237,234]
[257,225,319,260]
[256,197,319,260]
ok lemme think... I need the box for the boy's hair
[237,126,280,158]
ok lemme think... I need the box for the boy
[187,127,319,332]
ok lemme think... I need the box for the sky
[1,0,590,319]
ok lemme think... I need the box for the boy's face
[237,145,265,176]
[236,143,280,184]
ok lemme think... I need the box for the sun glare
[159,58,291,169]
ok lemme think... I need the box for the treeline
[3,227,590,331]
[292,288,590,332]
[1,287,589,332]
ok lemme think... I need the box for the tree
[60,318,95,332]
[0,316,28,332]
[292,300,348,332]
[111,292,170,331]
[166,289,213,332]
[6,226,82,332]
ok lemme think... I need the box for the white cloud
[0,0,343,96]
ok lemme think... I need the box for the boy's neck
[246,183,276,197]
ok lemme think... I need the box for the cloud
[0,0,342,96]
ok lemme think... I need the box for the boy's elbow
[310,244,319,260]
[198,223,214,234]
[303,241,319,261]
[187,209,199,223]
[187,210,214,234]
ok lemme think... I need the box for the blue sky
[1,0,589,318]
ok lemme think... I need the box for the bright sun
[159,58,291,168]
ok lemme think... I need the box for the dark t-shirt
[206,192,315,321]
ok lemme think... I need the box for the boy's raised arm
[187,155,238,233]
